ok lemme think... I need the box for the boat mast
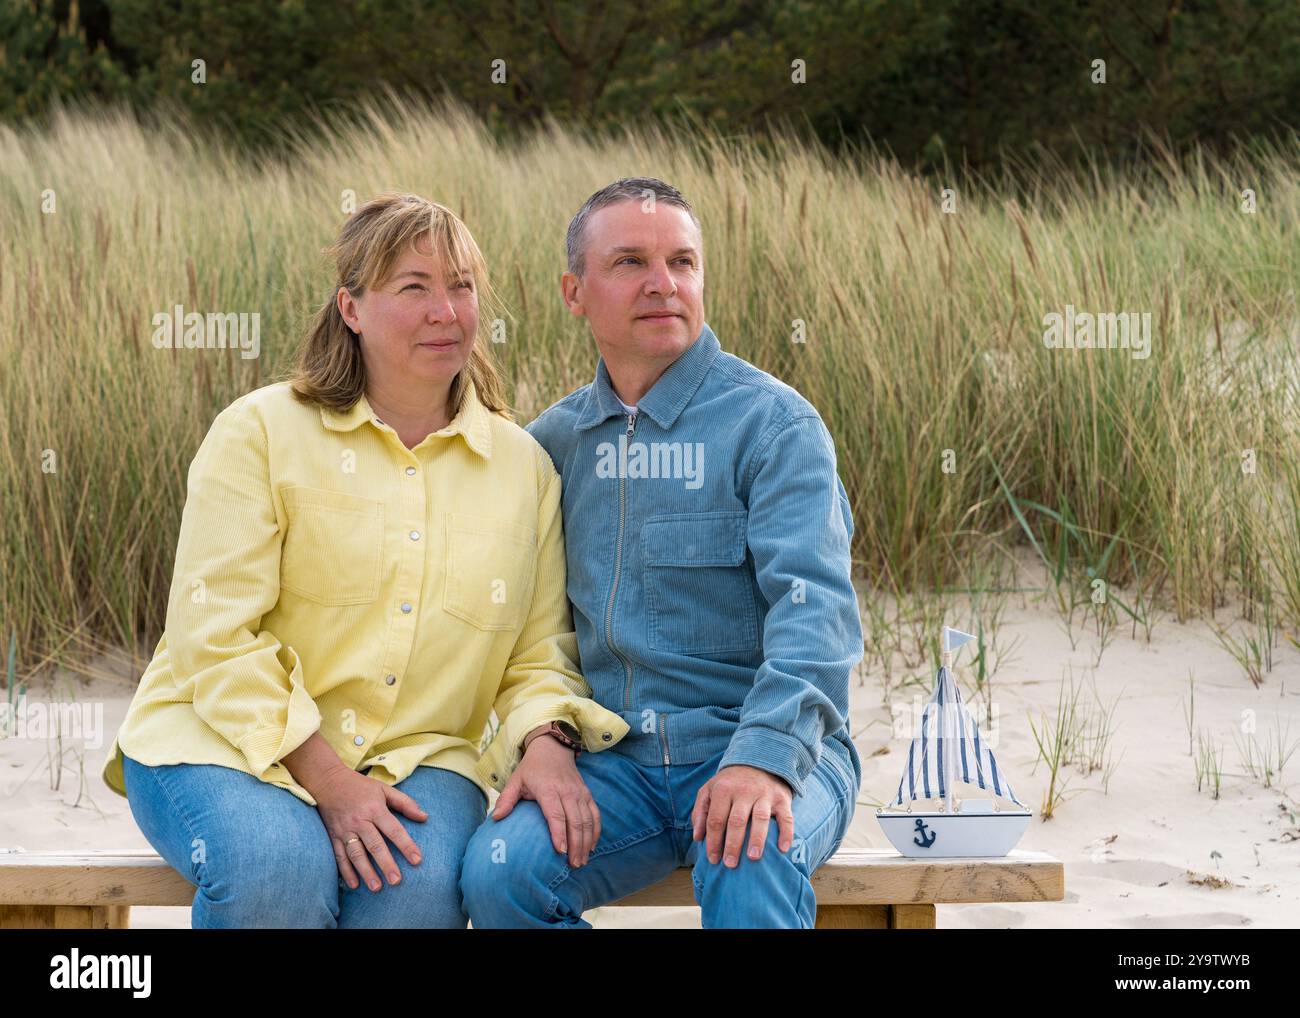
[939,627,976,814]
[941,644,955,814]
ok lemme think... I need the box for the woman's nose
[425,292,456,321]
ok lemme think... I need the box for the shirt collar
[575,321,721,432]
[320,374,493,459]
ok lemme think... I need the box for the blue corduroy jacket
[526,322,862,800]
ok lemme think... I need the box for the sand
[2,562,1297,929]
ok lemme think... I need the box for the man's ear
[560,271,585,317]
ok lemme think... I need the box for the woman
[100,193,628,928]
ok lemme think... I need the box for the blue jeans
[121,754,488,928]
[458,746,854,928]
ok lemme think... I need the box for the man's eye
[617,256,639,265]
[676,258,694,266]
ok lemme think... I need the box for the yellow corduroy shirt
[101,374,629,807]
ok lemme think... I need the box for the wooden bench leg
[888,904,936,928]
[0,905,131,929]
[814,905,889,928]
[815,904,936,928]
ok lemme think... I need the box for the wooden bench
[0,848,1063,928]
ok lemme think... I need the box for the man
[459,177,862,928]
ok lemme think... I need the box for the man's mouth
[637,312,681,321]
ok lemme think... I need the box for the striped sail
[888,659,1028,810]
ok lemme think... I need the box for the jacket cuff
[234,646,322,781]
[719,727,814,798]
[475,695,630,793]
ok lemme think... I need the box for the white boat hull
[876,810,1031,858]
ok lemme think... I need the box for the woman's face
[337,235,478,393]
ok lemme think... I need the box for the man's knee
[691,821,819,928]
[459,802,562,914]
[692,819,805,888]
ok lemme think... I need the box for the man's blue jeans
[121,754,488,928]
[459,746,855,928]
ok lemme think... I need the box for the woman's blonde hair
[289,192,512,419]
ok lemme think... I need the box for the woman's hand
[312,765,429,892]
[491,737,600,868]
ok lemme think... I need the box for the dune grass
[1,96,1298,677]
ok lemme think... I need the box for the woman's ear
[337,286,361,333]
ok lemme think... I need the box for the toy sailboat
[876,626,1032,858]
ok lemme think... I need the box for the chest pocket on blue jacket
[641,510,760,655]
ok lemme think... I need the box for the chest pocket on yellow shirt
[280,486,385,606]
[443,513,538,631]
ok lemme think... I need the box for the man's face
[562,200,704,364]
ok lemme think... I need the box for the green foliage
[1,0,1298,168]
[0,0,131,119]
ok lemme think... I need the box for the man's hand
[492,736,600,868]
[691,765,794,867]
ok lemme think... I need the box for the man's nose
[644,261,677,296]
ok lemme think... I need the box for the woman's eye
[456,280,473,290]
[402,283,425,292]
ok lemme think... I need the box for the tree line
[4,0,1298,171]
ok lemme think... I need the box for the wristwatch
[522,720,582,756]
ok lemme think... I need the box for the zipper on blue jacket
[606,411,637,711]
[658,710,670,765]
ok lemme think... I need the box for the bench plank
[0,848,1063,928]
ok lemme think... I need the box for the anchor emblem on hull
[912,818,937,848]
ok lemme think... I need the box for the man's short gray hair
[566,177,701,276]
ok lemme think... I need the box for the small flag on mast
[943,626,977,654]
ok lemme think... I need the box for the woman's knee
[197,835,339,927]
[189,805,339,927]
[336,766,486,928]
[340,851,467,928]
